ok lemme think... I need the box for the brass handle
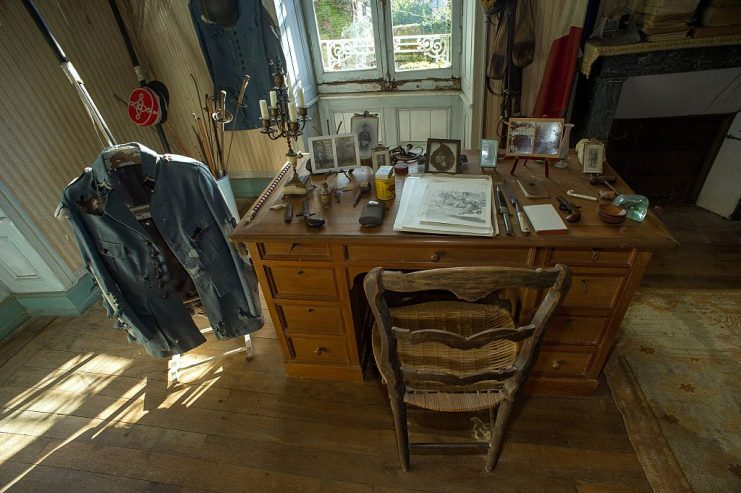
[552,360,561,369]
[581,279,589,293]
[430,251,441,262]
[591,249,600,262]
[298,270,304,275]
[314,347,325,356]
[566,318,573,329]
[307,308,314,313]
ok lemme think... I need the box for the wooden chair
[364,264,572,472]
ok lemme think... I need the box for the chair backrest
[364,265,572,397]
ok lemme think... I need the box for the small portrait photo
[351,113,379,159]
[309,136,336,174]
[334,133,360,169]
[583,141,604,174]
[480,139,498,168]
[425,138,461,174]
[371,148,390,172]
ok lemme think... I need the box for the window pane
[312,0,376,72]
[390,0,452,72]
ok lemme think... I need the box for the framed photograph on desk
[505,117,564,159]
[351,112,379,159]
[308,134,360,174]
[309,136,336,173]
[425,138,461,174]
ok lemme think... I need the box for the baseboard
[0,297,31,341]
[16,273,100,317]
[229,177,273,198]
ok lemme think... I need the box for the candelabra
[258,60,310,196]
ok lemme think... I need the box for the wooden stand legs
[485,399,513,472]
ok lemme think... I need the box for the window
[303,0,461,91]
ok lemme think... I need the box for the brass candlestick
[259,60,311,196]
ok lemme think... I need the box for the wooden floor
[0,205,737,492]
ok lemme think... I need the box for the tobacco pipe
[556,195,582,223]
[589,175,620,200]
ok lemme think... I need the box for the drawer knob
[591,249,600,262]
[430,252,441,262]
[552,360,561,370]
[314,347,325,356]
[581,279,589,293]
[307,308,314,313]
[297,270,304,275]
[566,318,574,329]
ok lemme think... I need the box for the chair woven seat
[364,265,571,471]
[372,301,517,412]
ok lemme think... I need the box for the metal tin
[374,165,395,201]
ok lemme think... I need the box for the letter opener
[502,181,531,235]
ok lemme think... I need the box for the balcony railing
[320,33,452,72]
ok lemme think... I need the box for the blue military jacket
[60,143,263,357]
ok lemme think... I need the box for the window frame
[301,0,461,92]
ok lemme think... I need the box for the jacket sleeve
[61,189,154,340]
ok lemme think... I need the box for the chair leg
[485,399,513,472]
[390,397,410,471]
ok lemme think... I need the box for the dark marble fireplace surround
[574,43,741,141]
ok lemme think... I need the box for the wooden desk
[231,153,677,395]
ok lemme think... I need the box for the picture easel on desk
[504,117,565,179]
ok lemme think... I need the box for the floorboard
[5,204,736,491]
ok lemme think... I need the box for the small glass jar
[612,194,649,222]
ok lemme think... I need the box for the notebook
[522,204,568,235]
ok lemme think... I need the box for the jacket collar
[92,143,159,189]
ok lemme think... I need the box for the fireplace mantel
[574,36,741,140]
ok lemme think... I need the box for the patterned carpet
[606,288,741,493]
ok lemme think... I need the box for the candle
[259,99,269,120]
[288,102,297,123]
[296,88,304,108]
[269,91,278,108]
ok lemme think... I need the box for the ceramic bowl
[598,203,627,224]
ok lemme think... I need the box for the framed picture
[308,136,337,173]
[582,140,604,174]
[425,138,461,174]
[505,117,564,159]
[334,133,361,169]
[371,147,390,172]
[309,133,360,174]
[480,139,498,168]
[351,112,379,159]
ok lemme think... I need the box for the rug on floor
[605,288,740,493]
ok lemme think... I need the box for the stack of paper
[394,175,497,237]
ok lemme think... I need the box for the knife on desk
[502,181,531,236]
[495,185,513,236]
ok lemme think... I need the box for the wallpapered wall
[0,0,287,274]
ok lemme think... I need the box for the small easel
[509,158,550,178]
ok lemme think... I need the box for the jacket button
[150,251,158,257]
[145,240,152,246]
[157,281,165,288]
[160,291,168,299]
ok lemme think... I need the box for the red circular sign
[127,87,161,126]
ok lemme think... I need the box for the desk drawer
[265,266,338,300]
[549,248,634,266]
[346,245,530,266]
[562,273,626,310]
[259,242,332,261]
[290,335,349,363]
[277,303,344,335]
[533,349,593,377]
[544,315,609,346]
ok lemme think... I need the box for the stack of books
[394,175,497,237]
[634,0,700,40]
